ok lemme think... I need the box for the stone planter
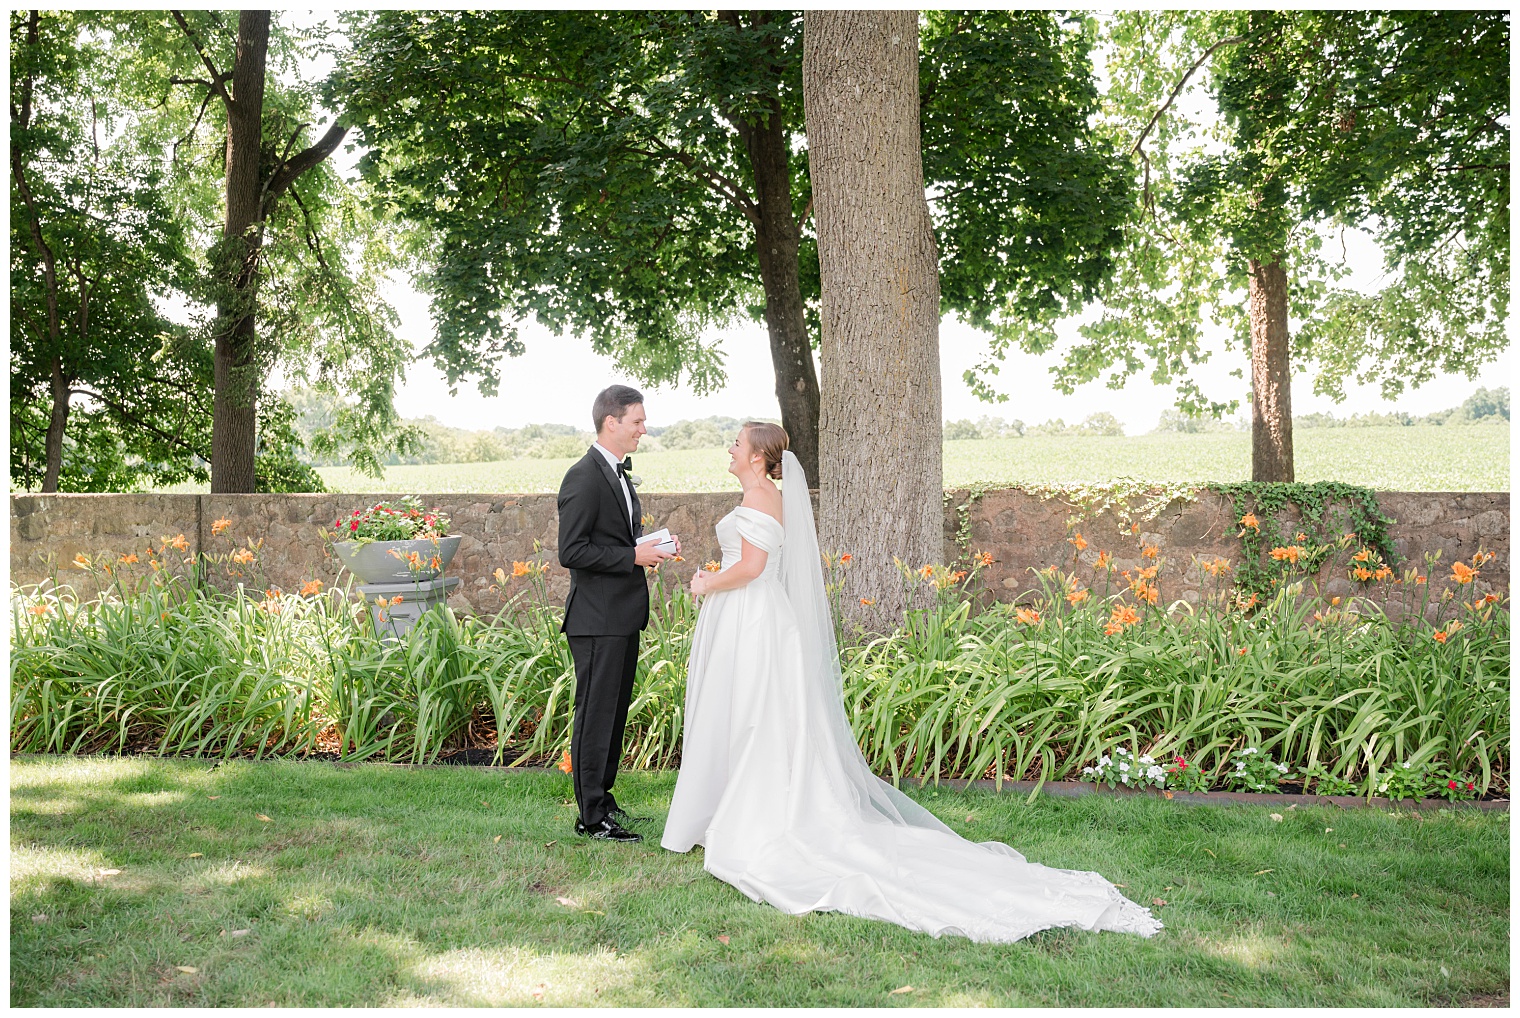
[331,535,462,584]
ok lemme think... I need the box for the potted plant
[328,496,460,584]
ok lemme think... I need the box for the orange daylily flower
[1141,545,1158,559]
[264,587,282,599]
[918,564,936,580]
[211,517,232,536]
[1351,548,1372,563]
[164,534,190,553]
[72,554,91,569]
[1330,596,1341,606]
[1432,630,1448,644]
[860,597,875,606]
[704,560,722,573]
[28,604,51,618]
[1015,607,1041,625]
[1373,566,1393,581]
[1450,561,1476,584]
[1130,522,1140,534]
[840,554,853,564]
[512,561,533,578]
[1352,567,1373,582]
[1415,575,1427,585]
[231,549,255,565]
[300,579,324,596]
[1094,551,1111,570]
[975,551,994,568]
[1137,565,1158,580]
[1237,646,1249,656]
[558,750,573,774]
[1269,545,1305,565]
[1295,532,1308,543]
[1066,588,1089,606]
[1235,592,1260,610]
[1109,604,1141,628]
[119,553,139,565]
[1069,533,1088,552]
[1483,593,1499,604]
[1238,512,1260,531]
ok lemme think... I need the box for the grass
[10,755,1508,1007]
[255,425,1510,494]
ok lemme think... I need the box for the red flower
[1449,780,1459,790]
[350,521,359,531]
[1466,782,1475,791]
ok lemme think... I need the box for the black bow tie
[618,456,632,476]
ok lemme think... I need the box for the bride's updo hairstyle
[742,422,788,481]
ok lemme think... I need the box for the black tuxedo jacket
[556,448,649,635]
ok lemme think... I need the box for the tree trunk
[41,357,71,492]
[804,10,943,632]
[210,10,269,494]
[1248,257,1293,482]
[736,93,822,484]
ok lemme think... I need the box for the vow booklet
[637,528,679,554]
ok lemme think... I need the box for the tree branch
[263,121,348,206]
[71,387,211,458]
[170,10,233,108]
[1129,34,1246,213]
[1130,35,1246,158]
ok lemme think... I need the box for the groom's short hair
[592,385,644,434]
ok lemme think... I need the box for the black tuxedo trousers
[556,449,649,826]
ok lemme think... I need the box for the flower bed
[10,526,1509,800]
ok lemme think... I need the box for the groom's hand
[634,542,675,568]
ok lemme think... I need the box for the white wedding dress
[660,452,1163,943]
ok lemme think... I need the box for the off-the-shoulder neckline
[731,505,783,527]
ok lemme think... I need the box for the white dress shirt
[592,442,633,527]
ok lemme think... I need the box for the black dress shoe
[575,817,642,843]
[607,806,651,826]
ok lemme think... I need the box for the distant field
[291,425,1507,494]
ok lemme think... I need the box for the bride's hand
[690,570,710,597]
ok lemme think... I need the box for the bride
[660,422,1163,943]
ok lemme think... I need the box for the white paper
[637,528,678,552]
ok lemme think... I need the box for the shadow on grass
[10,756,1509,1007]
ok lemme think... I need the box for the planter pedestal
[359,576,460,638]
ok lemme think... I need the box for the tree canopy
[332,10,1131,480]
[970,10,1509,477]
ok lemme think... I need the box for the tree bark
[733,93,822,484]
[804,10,943,631]
[208,10,269,494]
[1248,257,1294,482]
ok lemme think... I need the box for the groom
[556,385,676,842]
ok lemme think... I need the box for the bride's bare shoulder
[740,484,783,524]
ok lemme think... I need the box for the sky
[287,11,1509,437]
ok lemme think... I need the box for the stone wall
[10,489,1508,616]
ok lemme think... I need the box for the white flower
[1119,761,1130,771]
[1275,763,1288,773]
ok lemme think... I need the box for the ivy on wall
[1208,481,1399,600]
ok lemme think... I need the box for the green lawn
[11,756,1508,1007]
[284,425,1506,494]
